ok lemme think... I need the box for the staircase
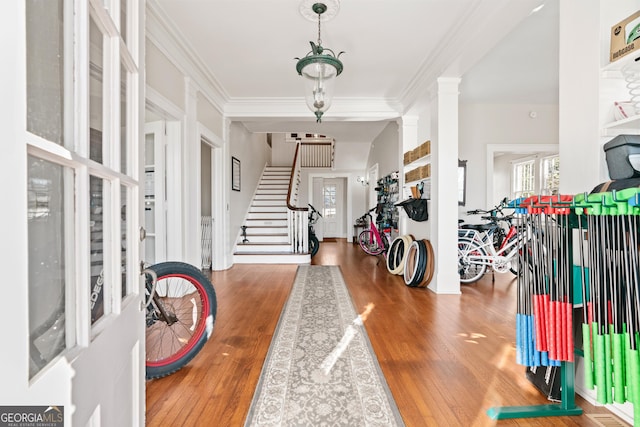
[234,166,310,264]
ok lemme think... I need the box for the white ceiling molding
[399,0,541,113]
[146,1,228,114]
[224,97,401,121]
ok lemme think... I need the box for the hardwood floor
[146,239,626,426]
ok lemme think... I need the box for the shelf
[405,177,431,188]
[403,154,431,171]
[601,52,640,78]
[602,114,640,136]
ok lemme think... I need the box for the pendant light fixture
[295,1,344,123]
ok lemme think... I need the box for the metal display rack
[488,192,640,422]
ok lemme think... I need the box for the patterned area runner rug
[245,265,404,426]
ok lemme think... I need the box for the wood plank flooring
[146,239,627,426]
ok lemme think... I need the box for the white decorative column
[183,78,201,267]
[430,77,461,294]
[397,115,419,236]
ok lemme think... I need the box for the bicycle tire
[309,235,320,257]
[358,230,385,255]
[386,235,413,275]
[458,238,487,284]
[145,261,217,379]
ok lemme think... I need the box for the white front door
[0,1,145,425]
[322,179,345,238]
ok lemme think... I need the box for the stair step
[235,242,292,253]
[233,252,310,264]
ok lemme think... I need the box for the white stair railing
[287,143,309,254]
[300,140,334,168]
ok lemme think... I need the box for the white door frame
[197,123,227,270]
[485,144,559,207]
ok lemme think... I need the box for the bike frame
[359,211,391,256]
[459,222,527,269]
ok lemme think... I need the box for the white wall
[459,103,559,211]
[228,123,271,254]
[366,122,400,178]
[271,133,296,166]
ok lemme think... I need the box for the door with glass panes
[1,1,145,425]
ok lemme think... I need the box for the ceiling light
[295,1,344,123]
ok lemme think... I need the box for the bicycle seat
[460,223,495,232]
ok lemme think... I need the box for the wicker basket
[418,140,431,157]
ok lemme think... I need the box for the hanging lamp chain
[317,11,322,46]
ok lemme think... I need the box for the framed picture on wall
[458,159,467,206]
[232,157,241,191]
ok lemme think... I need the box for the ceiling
[150,0,558,143]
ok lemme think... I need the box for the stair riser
[257,187,288,193]
[238,235,289,244]
[235,244,292,253]
[245,220,287,227]
[260,179,289,184]
[233,254,310,264]
[244,226,288,234]
[252,200,287,207]
[250,206,287,213]
[247,213,287,220]
[254,194,287,200]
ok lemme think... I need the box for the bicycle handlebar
[308,204,323,217]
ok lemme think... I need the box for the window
[512,160,535,199]
[511,155,560,199]
[541,155,560,195]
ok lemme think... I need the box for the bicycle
[457,199,533,284]
[29,261,217,380]
[459,197,519,275]
[144,261,217,379]
[357,207,392,256]
[308,204,322,257]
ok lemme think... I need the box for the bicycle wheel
[309,234,320,257]
[458,238,487,284]
[145,261,217,379]
[358,230,385,255]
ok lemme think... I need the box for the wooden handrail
[287,142,307,212]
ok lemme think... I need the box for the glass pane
[323,185,336,218]
[90,176,106,323]
[28,156,67,378]
[121,185,128,298]
[120,65,128,173]
[90,17,104,163]
[26,0,65,145]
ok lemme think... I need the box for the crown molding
[224,97,403,121]
[399,0,539,112]
[146,1,228,114]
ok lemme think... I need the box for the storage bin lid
[603,134,640,151]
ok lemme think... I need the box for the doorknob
[139,227,146,241]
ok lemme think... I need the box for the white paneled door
[322,178,345,238]
[2,1,146,425]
